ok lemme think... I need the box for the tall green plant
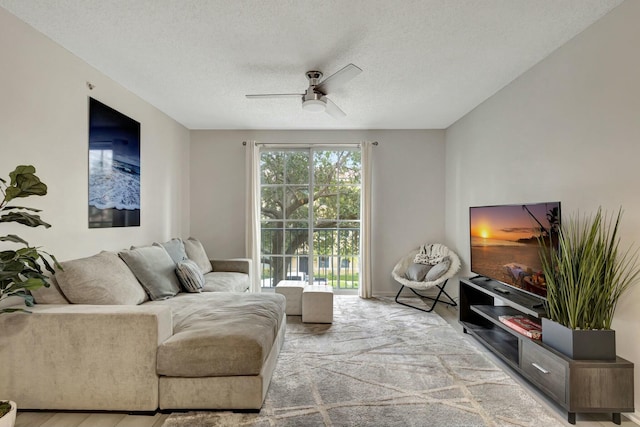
[0,165,60,313]
[539,207,640,330]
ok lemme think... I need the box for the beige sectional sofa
[0,238,286,412]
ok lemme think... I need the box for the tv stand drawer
[521,340,567,404]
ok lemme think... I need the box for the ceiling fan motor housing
[302,71,326,111]
[305,71,323,86]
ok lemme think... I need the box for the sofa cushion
[55,251,148,305]
[203,272,250,292]
[0,295,25,310]
[176,260,204,293]
[183,237,212,274]
[119,246,181,300]
[154,292,286,377]
[153,238,188,265]
[30,275,70,304]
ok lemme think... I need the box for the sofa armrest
[0,304,173,411]
[211,258,252,275]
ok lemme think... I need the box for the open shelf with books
[459,277,634,425]
[459,277,543,369]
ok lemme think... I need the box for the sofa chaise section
[153,292,286,409]
[159,317,286,410]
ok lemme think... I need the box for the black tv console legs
[613,412,622,425]
[567,412,622,425]
[568,411,621,424]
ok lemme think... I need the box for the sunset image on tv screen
[470,202,560,297]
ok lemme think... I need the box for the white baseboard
[625,411,640,424]
[373,291,400,297]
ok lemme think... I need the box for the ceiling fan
[245,63,362,118]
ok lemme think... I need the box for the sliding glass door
[259,148,361,290]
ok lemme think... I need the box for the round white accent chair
[392,245,461,313]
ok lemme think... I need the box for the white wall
[445,0,640,419]
[0,8,190,261]
[190,129,445,296]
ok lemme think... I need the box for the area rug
[163,296,564,427]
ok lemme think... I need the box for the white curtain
[359,141,374,298]
[245,140,262,293]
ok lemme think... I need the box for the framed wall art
[88,97,140,228]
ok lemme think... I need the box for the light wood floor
[14,297,638,427]
[15,411,168,427]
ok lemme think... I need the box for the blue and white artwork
[88,98,140,228]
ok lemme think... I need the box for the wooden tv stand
[459,277,634,425]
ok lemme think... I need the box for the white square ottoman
[302,284,334,323]
[275,280,306,315]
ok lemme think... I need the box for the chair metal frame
[394,280,457,313]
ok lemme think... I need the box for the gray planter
[541,317,616,360]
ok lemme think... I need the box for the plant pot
[541,318,616,360]
[0,401,16,427]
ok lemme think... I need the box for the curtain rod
[242,141,378,146]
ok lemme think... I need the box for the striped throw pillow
[175,260,205,293]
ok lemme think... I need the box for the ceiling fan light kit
[246,63,362,118]
[302,98,326,112]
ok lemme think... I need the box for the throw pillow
[175,260,205,293]
[153,238,188,265]
[405,262,432,281]
[55,251,148,305]
[183,237,213,274]
[425,256,452,282]
[119,246,181,300]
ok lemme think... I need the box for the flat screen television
[469,201,561,299]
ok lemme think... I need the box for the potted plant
[0,165,60,313]
[1,165,60,427]
[538,207,640,360]
[0,401,16,427]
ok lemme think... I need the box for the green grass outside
[261,269,359,289]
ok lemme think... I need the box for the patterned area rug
[163,296,564,427]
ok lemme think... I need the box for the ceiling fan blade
[316,63,362,94]
[323,97,346,119]
[245,93,303,99]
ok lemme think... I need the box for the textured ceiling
[0,0,624,130]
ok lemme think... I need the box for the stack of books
[498,315,542,340]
